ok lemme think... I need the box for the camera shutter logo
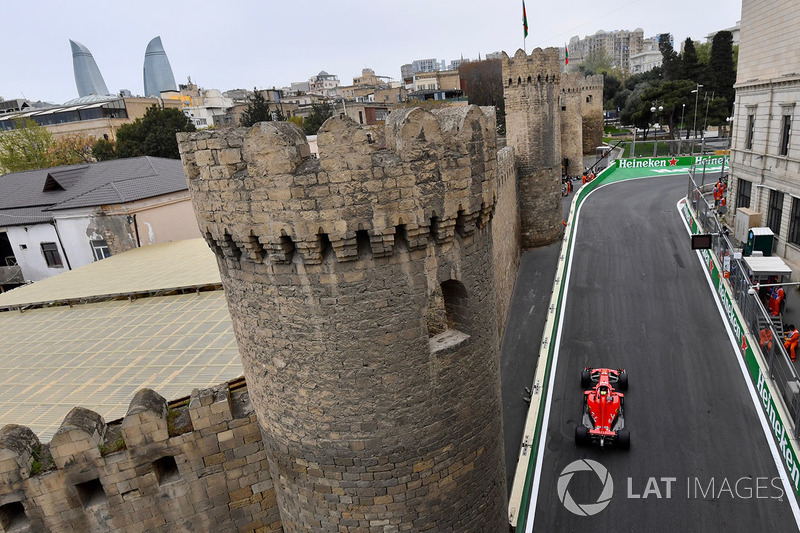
[557,459,614,516]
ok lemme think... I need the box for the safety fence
[686,168,800,435]
[628,136,731,159]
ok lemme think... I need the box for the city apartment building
[630,35,669,74]
[308,71,340,97]
[568,28,645,72]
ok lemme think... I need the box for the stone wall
[86,214,137,256]
[560,73,584,177]
[0,381,281,532]
[492,146,521,341]
[581,74,605,156]
[178,106,507,531]
[502,48,564,248]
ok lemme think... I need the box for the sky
[2,0,742,105]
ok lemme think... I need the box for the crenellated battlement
[0,379,280,531]
[583,73,605,91]
[178,105,498,267]
[0,384,240,480]
[502,48,562,88]
[561,72,604,93]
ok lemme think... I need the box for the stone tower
[560,72,585,178]
[581,74,605,156]
[503,48,563,248]
[560,73,606,176]
[178,106,507,531]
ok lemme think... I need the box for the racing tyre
[581,370,592,389]
[575,426,590,446]
[618,371,629,391]
[617,429,630,450]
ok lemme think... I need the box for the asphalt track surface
[529,173,799,532]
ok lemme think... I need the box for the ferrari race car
[575,367,630,450]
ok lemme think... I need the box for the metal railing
[629,136,731,159]
[687,169,800,435]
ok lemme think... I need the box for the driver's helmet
[599,386,608,397]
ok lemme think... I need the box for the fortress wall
[492,145,521,340]
[0,383,281,532]
[178,106,507,531]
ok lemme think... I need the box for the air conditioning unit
[734,207,762,243]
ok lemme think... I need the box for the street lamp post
[651,101,664,157]
[702,91,714,155]
[680,103,686,154]
[692,83,703,155]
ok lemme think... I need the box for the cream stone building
[413,69,460,92]
[728,0,800,278]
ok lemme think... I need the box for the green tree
[603,73,622,109]
[459,59,505,134]
[620,82,655,138]
[302,102,334,135]
[240,89,284,127]
[579,48,615,75]
[695,42,711,66]
[115,105,196,159]
[0,118,56,172]
[659,33,681,81]
[707,31,736,115]
[681,38,702,83]
[92,138,117,161]
[624,67,662,91]
[51,133,95,165]
[639,80,697,139]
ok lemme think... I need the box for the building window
[41,242,63,268]
[90,239,111,261]
[736,179,751,208]
[790,197,800,246]
[746,114,755,150]
[767,189,784,235]
[780,114,791,156]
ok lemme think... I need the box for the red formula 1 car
[575,367,630,450]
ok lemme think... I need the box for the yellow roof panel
[0,291,241,440]
[0,238,220,308]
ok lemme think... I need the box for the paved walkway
[501,178,583,490]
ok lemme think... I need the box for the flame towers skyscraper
[70,40,110,97]
[143,37,178,97]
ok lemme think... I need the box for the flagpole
[522,0,528,53]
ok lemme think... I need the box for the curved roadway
[529,173,798,532]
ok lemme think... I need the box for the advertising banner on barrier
[615,155,729,169]
[680,201,800,496]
